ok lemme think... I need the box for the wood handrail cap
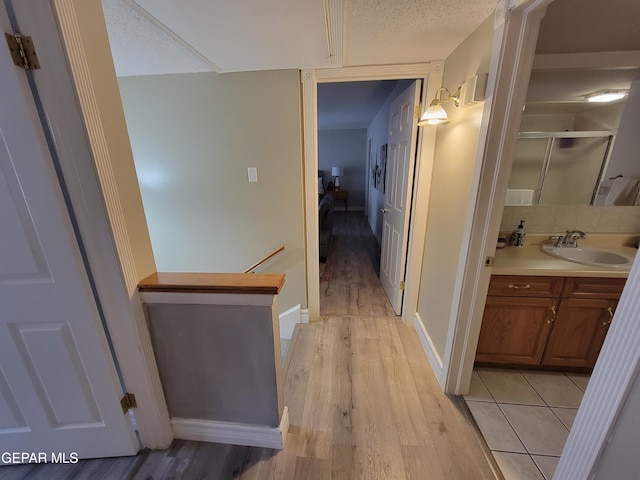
[138,272,285,295]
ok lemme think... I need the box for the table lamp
[331,167,344,191]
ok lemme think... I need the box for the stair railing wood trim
[243,245,285,274]
[138,272,285,295]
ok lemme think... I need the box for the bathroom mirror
[505,0,640,208]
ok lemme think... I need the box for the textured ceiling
[344,0,498,66]
[102,0,498,76]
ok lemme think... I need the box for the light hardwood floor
[1,213,498,479]
[320,212,396,317]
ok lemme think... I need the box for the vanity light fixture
[586,90,627,103]
[418,86,461,126]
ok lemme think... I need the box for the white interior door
[0,4,138,460]
[380,81,421,314]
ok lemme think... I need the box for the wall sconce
[418,86,461,126]
[331,166,344,190]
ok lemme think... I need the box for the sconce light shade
[417,86,461,127]
[417,99,450,126]
[331,167,344,177]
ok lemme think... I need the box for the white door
[380,81,421,314]
[0,4,138,460]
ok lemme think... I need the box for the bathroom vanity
[475,234,637,371]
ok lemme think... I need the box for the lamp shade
[331,167,344,177]
[417,100,449,126]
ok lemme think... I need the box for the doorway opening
[316,79,418,317]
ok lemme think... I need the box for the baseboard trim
[300,308,310,323]
[414,313,444,384]
[172,406,289,450]
[279,305,301,339]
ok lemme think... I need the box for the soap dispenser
[510,220,526,247]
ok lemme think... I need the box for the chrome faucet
[549,230,586,248]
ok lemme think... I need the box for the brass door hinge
[120,393,137,414]
[5,33,40,70]
[414,105,421,119]
[485,256,495,267]
[400,280,405,290]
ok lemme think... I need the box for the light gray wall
[318,129,367,209]
[603,77,640,179]
[592,369,640,479]
[416,14,495,360]
[145,302,282,426]
[118,71,306,312]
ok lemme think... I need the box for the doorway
[301,63,444,323]
[316,79,416,316]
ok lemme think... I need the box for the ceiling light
[418,87,461,127]
[586,90,627,103]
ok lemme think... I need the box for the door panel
[0,2,138,459]
[379,81,421,314]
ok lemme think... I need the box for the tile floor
[464,368,590,480]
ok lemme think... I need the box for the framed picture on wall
[376,144,387,192]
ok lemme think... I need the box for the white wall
[416,14,495,360]
[603,78,640,179]
[118,71,306,312]
[318,129,367,209]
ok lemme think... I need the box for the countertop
[493,234,639,278]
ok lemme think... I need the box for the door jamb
[43,0,173,449]
[301,63,444,323]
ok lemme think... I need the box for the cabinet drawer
[562,277,626,299]
[488,275,563,298]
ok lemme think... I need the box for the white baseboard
[172,406,289,450]
[279,305,301,339]
[300,308,309,323]
[414,313,444,385]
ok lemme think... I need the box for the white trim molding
[414,314,444,384]
[279,304,302,339]
[441,0,553,396]
[50,0,173,448]
[172,406,290,450]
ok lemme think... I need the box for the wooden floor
[320,212,396,317]
[1,213,498,479]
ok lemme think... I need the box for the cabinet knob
[508,284,531,289]
[547,305,556,324]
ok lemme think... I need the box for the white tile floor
[464,368,590,480]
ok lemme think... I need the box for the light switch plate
[248,167,258,182]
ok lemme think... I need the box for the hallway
[320,211,396,317]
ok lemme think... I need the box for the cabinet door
[475,297,556,365]
[542,298,616,369]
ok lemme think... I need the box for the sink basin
[541,245,635,268]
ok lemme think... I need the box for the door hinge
[120,393,137,414]
[414,105,421,119]
[5,33,40,70]
[485,256,495,267]
[400,280,405,290]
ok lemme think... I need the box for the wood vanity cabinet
[541,277,625,369]
[475,275,626,370]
